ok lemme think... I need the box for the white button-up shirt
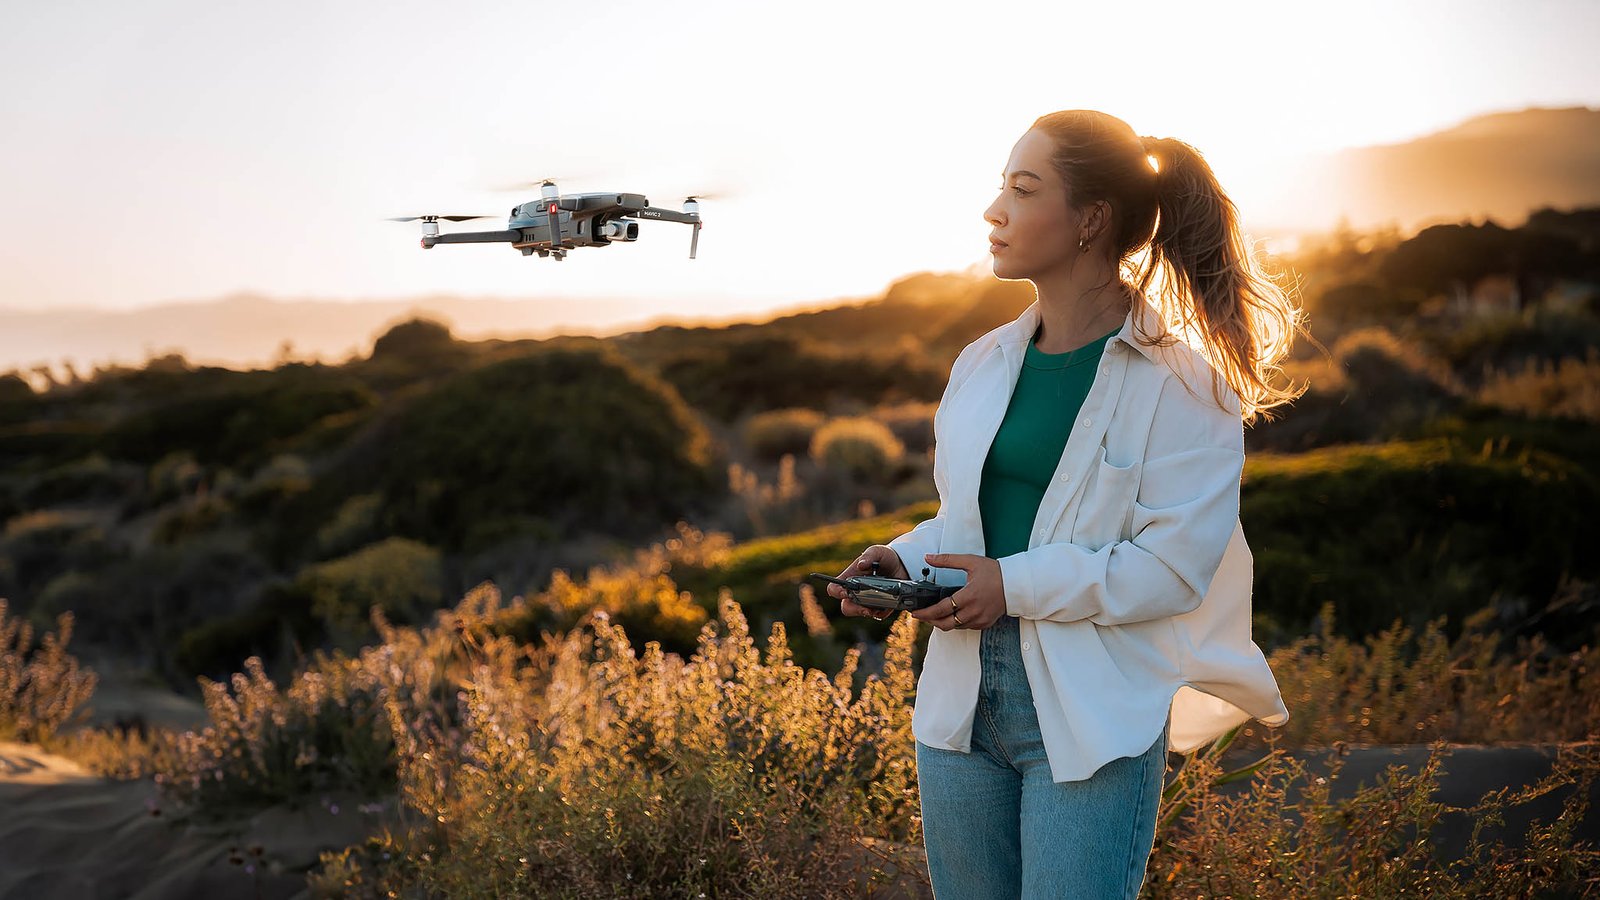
[888,292,1290,783]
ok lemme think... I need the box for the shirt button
[1058,472,1070,482]
[1101,365,1111,375]
[1081,417,1092,427]
[1022,641,1031,651]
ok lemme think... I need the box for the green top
[979,323,1122,560]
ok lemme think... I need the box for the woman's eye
[1012,187,1030,195]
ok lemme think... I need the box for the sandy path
[0,741,383,900]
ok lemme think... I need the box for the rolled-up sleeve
[998,371,1245,626]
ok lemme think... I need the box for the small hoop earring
[1078,238,1089,253]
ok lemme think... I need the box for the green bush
[331,343,722,555]
[292,537,444,649]
[874,400,937,454]
[0,419,102,471]
[17,453,140,507]
[312,492,383,560]
[809,416,905,482]
[369,316,460,362]
[0,372,36,427]
[744,407,826,462]
[0,509,120,611]
[658,334,944,421]
[233,453,314,518]
[1241,437,1600,643]
[28,534,271,679]
[102,369,376,468]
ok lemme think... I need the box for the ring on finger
[952,610,965,628]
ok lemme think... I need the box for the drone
[387,179,704,261]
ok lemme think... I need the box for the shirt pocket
[1067,443,1143,550]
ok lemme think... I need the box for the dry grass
[0,599,96,743]
[1478,347,1600,423]
[8,539,1600,895]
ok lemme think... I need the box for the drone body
[389,180,703,261]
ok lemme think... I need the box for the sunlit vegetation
[0,209,1598,892]
[7,572,1596,896]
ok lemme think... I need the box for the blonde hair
[1031,110,1312,425]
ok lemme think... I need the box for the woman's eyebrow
[1001,170,1042,181]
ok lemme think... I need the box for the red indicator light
[420,240,426,249]
[548,203,557,214]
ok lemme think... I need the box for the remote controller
[808,560,958,612]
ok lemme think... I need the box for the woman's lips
[990,242,1006,253]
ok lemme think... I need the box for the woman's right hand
[827,545,910,621]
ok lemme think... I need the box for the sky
[2,0,1597,330]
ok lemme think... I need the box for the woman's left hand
[910,553,1007,631]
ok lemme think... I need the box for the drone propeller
[385,214,497,241]
[385,215,494,223]
[489,173,602,193]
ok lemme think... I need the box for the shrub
[307,590,1600,898]
[156,582,535,821]
[1147,733,1600,897]
[19,452,141,507]
[1427,306,1600,389]
[727,454,808,537]
[873,400,937,454]
[369,316,458,362]
[157,653,395,818]
[744,407,825,461]
[0,599,97,743]
[1241,437,1600,643]
[151,493,235,545]
[809,416,905,482]
[104,371,376,469]
[294,537,444,649]
[494,521,724,659]
[337,344,721,555]
[312,492,383,560]
[349,590,926,898]
[1477,346,1600,422]
[658,334,945,422]
[0,372,36,426]
[1325,326,1466,439]
[0,509,119,609]
[236,453,314,511]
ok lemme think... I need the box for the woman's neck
[1032,282,1135,354]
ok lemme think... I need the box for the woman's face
[984,128,1079,280]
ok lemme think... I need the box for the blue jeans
[915,615,1169,899]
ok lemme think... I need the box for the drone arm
[425,230,522,245]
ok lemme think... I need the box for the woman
[825,110,1308,898]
